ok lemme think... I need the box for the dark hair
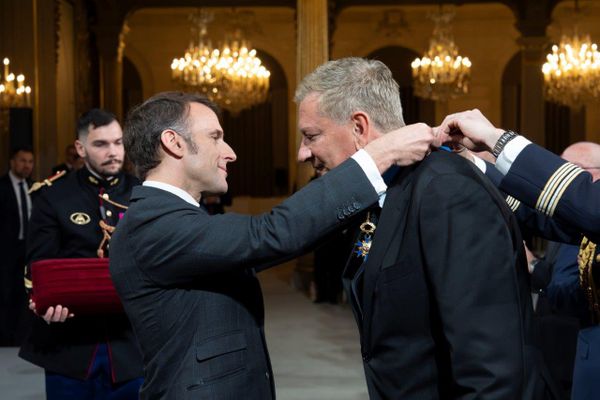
[10,146,33,159]
[123,91,220,180]
[77,108,117,139]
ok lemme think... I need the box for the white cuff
[496,135,531,176]
[351,149,387,198]
[472,155,487,174]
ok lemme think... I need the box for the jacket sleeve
[129,158,379,286]
[26,190,62,264]
[512,201,582,245]
[419,172,527,400]
[500,143,600,242]
[484,159,583,244]
[23,190,62,295]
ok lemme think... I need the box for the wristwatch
[492,130,518,158]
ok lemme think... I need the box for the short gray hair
[295,57,405,132]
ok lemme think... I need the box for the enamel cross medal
[354,211,377,259]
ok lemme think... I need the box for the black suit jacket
[0,173,27,343]
[0,174,21,261]
[109,158,378,399]
[0,173,29,292]
[344,151,552,400]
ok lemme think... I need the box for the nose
[108,143,119,156]
[297,141,312,162]
[222,141,237,162]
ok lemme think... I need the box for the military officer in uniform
[437,109,600,240]
[437,110,600,400]
[19,109,143,399]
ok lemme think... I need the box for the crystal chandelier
[171,10,270,115]
[0,58,32,108]
[542,33,600,108]
[411,10,471,101]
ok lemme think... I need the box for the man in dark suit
[295,57,554,399]
[109,91,438,399]
[0,147,33,345]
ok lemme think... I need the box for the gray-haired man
[296,57,556,400]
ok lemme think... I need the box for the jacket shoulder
[123,173,141,188]
[29,170,71,196]
[416,150,475,177]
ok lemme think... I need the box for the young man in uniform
[20,109,143,399]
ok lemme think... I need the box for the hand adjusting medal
[354,211,377,259]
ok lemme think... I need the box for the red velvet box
[30,258,123,315]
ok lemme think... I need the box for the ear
[160,129,185,159]
[350,111,371,150]
[74,139,86,159]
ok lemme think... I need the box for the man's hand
[29,300,74,324]
[365,123,439,174]
[435,109,505,153]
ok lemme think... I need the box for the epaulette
[579,237,600,324]
[28,170,67,194]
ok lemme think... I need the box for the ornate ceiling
[90,0,563,37]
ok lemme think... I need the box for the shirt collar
[378,165,401,207]
[143,180,200,208]
[8,170,26,186]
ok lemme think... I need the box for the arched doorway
[367,46,435,126]
[122,56,143,118]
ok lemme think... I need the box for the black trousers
[0,240,30,346]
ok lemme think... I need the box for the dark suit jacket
[0,173,28,343]
[343,151,550,400]
[0,173,21,264]
[109,158,378,400]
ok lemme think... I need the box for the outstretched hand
[435,109,505,153]
[365,123,442,174]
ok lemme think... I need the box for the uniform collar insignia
[82,167,122,190]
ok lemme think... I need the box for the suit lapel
[341,219,369,329]
[360,166,414,344]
